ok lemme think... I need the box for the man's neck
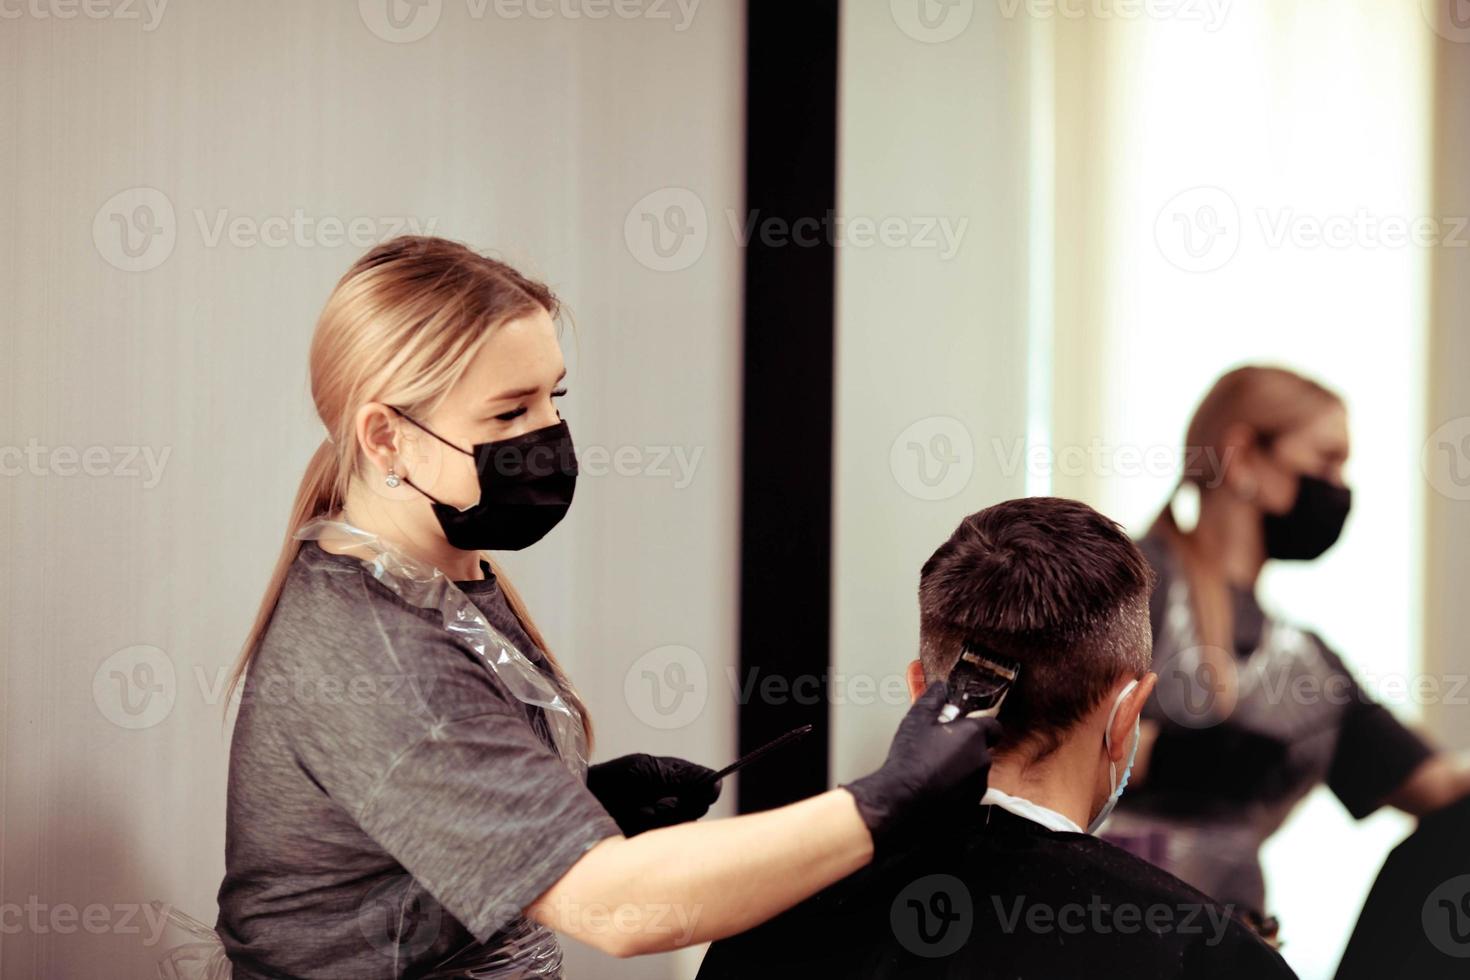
[984,742,1098,831]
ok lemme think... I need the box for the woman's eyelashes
[492,387,568,423]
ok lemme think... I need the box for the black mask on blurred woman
[1263,472,1351,560]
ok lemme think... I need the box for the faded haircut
[918,497,1154,761]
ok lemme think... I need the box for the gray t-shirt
[217,540,620,979]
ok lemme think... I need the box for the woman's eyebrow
[484,369,568,403]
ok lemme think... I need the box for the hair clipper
[938,645,1020,723]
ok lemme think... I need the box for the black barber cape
[1335,791,1470,979]
[697,805,1297,979]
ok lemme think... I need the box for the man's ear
[906,659,928,704]
[1107,672,1158,763]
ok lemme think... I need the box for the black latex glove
[586,754,722,837]
[840,681,1003,854]
[1146,722,1291,802]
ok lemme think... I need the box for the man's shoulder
[698,814,1296,980]
[868,813,1233,916]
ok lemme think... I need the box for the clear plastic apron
[155,518,588,979]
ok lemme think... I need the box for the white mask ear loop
[1089,678,1141,834]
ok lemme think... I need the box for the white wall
[0,4,742,978]
[1424,5,1470,753]
[831,2,1036,783]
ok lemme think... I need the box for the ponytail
[1148,488,1231,657]
[225,437,345,708]
[490,559,593,745]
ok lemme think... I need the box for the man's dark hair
[918,496,1154,760]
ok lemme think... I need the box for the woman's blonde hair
[226,236,590,737]
[1150,364,1343,655]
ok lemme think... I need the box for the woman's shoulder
[241,542,529,734]
[255,541,462,674]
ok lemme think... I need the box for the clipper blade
[938,646,1020,723]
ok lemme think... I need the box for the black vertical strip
[737,0,840,813]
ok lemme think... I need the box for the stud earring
[385,467,401,489]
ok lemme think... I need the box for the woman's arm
[527,682,999,957]
[526,787,870,957]
[1388,751,1470,816]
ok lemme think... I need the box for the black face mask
[391,408,577,551]
[1262,472,1351,561]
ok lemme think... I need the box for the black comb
[696,724,814,785]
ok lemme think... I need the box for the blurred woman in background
[1110,365,1470,940]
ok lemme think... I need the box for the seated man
[698,497,1297,979]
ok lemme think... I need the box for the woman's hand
[840,681,1003,852]
[586,754,722,836]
